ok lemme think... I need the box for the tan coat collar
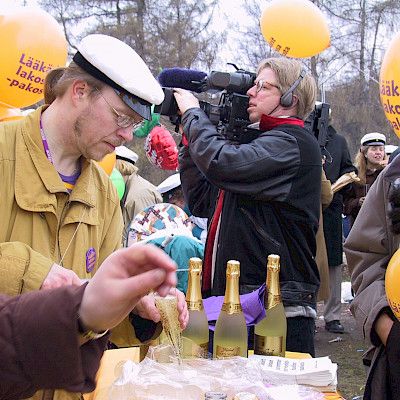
[15,107,98,217]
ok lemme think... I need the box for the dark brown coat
[0,285,108,400]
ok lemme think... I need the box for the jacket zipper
[239,207,281,251]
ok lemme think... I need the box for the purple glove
[203,284,266,331]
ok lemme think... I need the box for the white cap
[73,34,164,120]
[385,144,398,155]
[115,146,138,164]
[361,132,386,146]
[157,173,181,194]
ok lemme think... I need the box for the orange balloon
[0,7,67,108]
[260,0,330,58]
[0,104,23,121]
[97,152,116,176]
[380,32,400,139]
[385,248,400,321]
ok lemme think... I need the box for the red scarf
[259,114,304,131]
[202,190,224,292]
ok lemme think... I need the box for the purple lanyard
[39,114,54,164]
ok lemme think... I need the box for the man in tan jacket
[0,34,187,400]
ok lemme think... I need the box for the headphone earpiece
[279,67,307,108]
[280,91,294,108]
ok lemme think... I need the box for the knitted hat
[126,203,193,246]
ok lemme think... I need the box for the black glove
[388,177,400,234]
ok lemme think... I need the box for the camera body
[305,101,331,153]
[154,69,256,137]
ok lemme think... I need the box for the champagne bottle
[254,254,287,357]
[182,257,209,358]
[213,260,248,359]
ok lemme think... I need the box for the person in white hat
[0,34,187,400]
[157,173,208,243]
[115,145,162,240]
[344,132,388,228]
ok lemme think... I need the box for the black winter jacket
[179,108,322,308]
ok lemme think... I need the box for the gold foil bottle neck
[186,257,204,311]
[226,260,240,277]
[266,254,282,309]
[189,257,203,275]
[223,260,242,314]
[267,254,280,273]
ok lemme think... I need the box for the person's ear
[290,94,299,108]
[71,80,90,101]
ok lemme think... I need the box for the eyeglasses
[95,88,144,130]
[255,79,280,94]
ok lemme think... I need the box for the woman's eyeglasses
[255,79,280,93]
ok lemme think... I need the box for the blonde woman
[344,132,388,227]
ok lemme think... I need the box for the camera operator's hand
[173,88,200,115]
[388,177,400,235]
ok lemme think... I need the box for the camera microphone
[157,68,207,93]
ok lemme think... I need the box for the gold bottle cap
[189,257,203,273]
[226,260,240,276]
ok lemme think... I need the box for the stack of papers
[249,355,338,392]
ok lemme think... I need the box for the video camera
[155,66,331,146]
[154,66,256,141]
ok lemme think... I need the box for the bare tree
[39,0,225,72]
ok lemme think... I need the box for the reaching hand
[132,288,189,330]
[41,263,82,290]
[388,178,400,234]
[173,88,200,115]
[78,243,178,333]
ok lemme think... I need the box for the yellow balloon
[0,7,67,108]
[380,32,400,139]
[260,0,330,58]
[0,104,23,122]
[385,248,400,321]
[97,152,116,176]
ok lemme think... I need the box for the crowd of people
[1,31,399,400]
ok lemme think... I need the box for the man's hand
[173,88,200,115]
[41,263,82,290]
[78,244,178,333]
[358,196,366,207]
[132,288,189,330]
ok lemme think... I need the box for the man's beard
[74,115,83,138]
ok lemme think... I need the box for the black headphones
[279,67,307,108]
